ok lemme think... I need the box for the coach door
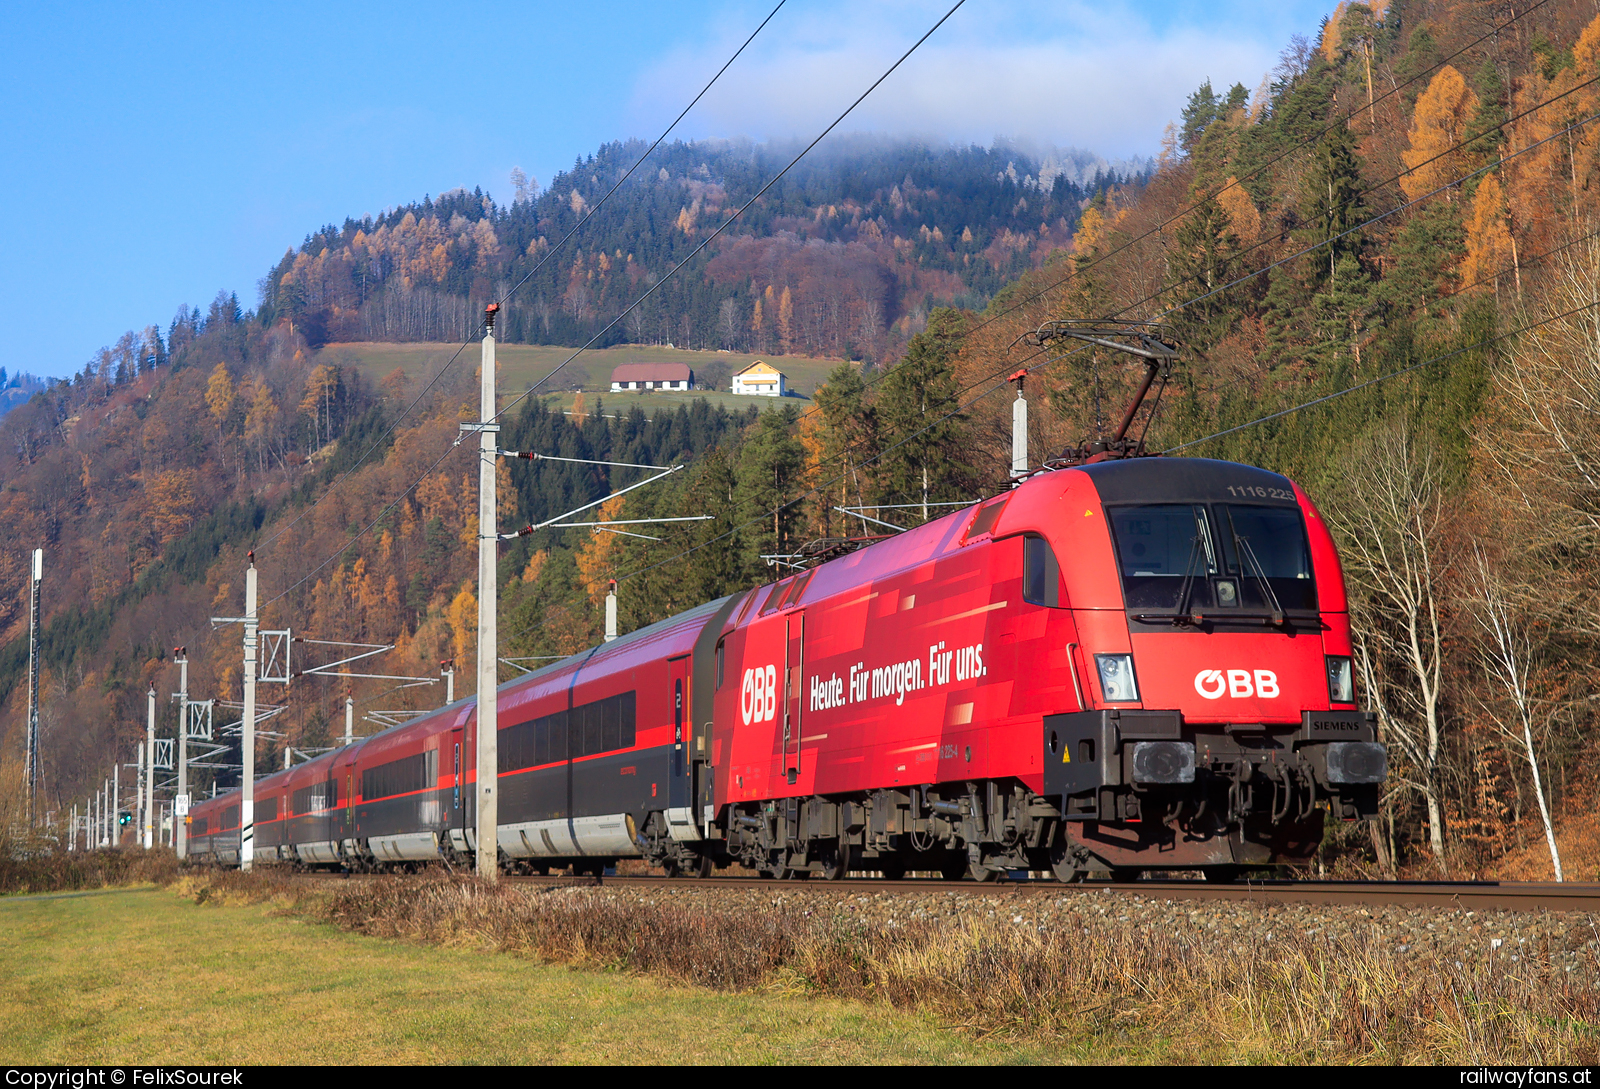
[344,768,354,838]
[783,611,804,784]
[451,725,464,823]
[668,655,691,807]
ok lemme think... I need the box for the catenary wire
[483,0,969,427]
[264,0,968,609]
[534,110,1600,621]
[924,0,1556,348]
[282,7,1580,641]
[253,1,788,555]
[492,1,1555,465]
[1163,299,1600,454]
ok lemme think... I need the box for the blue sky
[0,1,1334,378]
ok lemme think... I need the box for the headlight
[1095,654,1139,702]
[1326,656,1354,703]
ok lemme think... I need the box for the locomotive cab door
[668,655,691,808]
[783,611,804,784]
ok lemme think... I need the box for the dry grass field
[6,859,1597,1065]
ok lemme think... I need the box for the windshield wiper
[1232,532,1285,626]
[1173,532,1204,619]
[1132,534,1205,625]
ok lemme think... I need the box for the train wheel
[1050,845,1085,884]
[968,861,999,883]
[818,843,853,882]
[692,852,714,879]
[660,856,682,879]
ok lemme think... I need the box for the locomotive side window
[1022,534,1063,607]
[716,640,725,690]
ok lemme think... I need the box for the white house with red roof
[609,362,693,392]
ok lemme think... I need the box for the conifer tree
[812,362,879,534]
[873,308,975,520]
[1167,195,1241,351]
[733,405,806,573]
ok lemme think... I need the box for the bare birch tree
[1333,423,1452,870]
[1464,545,1564,880]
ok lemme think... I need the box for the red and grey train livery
[186,456,1386,881]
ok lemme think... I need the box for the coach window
[1022,534,1062,607]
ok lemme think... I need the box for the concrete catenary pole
[343,694,353,747]
[68,804,75,851]
[175,650,189,860]
[24,548,41,826]
[241,557,258,871]
[475,303,500,882]
[144,686,156,849]
[135,741,145,848]
[112,759,119,846]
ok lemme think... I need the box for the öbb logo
[1194,669,1280,699]
[741,665,778,724]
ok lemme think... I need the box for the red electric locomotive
[186,454,1384,883]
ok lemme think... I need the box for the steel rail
[461,873,1600,912]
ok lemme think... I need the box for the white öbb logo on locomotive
[741,665,778,725]
[1193,668,1280,699]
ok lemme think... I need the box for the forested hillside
[256,138,1142,364]
[6,0,1600,882]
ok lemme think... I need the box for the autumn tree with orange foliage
[1400,66,1481,203]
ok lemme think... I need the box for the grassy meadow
[314,342,843,417]
[0,884,1053,1066]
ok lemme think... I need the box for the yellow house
[731,359,787,397]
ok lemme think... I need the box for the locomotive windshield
[1108,503,1316,613]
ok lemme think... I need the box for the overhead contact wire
[253,1,788,557]
[486,0,970,426]
[565,93,1600,607]
[269,0,966,607]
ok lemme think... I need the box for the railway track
[291,869,1600,913]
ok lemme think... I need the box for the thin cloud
[630,1,1286,158]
